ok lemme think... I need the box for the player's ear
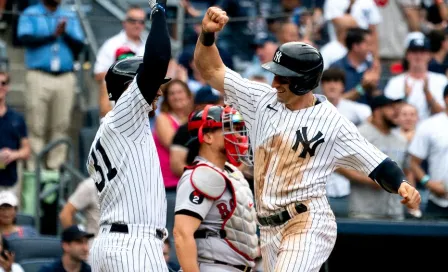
[202,131,213,145]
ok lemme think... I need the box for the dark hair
[444,84,448,99]
[164,237,171,247]
[428,29,446,53]
[345,28,371,51]
[321,68,346,85]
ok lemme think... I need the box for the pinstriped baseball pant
[91,225,168,271]
[259,198,337,272]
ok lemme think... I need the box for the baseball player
[173,105,258,272]
[193,7,422,272]
[86,0,171,271]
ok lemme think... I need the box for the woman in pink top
[153,79,193,189]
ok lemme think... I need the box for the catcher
[173,105,258,272]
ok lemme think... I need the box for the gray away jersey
[87,78,166,228]
[223,68,387,216]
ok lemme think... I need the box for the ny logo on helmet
[274,51,282,63]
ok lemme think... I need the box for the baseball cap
[62,225,94,243]
[404,32,430,51]
[115,46,136,60]
[0,191,18,207]
[370,95,403,111]
[251,32,277,48]
[194,85,221,105]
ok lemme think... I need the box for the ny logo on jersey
[292,127,325,158]
[273,51,282,63]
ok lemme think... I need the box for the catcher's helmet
[187,105,252,167]
[262,42,323,96]
[105,56,171,101]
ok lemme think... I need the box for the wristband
[420,174,430,186]
[200,29,215,47]
[355,84,365,96]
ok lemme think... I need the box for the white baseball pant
[259,197,337,272]
[91,224,168,271]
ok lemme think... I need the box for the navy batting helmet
[105,56,171,101]
[262,42,324,96]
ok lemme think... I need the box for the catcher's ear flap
[191,165,227,200]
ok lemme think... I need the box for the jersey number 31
[90,138,117,192]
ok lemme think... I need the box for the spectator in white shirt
[94,5,146,117]
[320,22,348,70]
[321,68,371,204]
[384,36,446,121]
[409,86,448,219]
[324,0,381,56]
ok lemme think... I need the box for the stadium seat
[328,196,349,218]
[83,107,100,128]
[19,258,57,272]
[8,236,62,262]
[15,213,36,227]
[78,127,98,176]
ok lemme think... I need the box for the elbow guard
[368,158,406,194]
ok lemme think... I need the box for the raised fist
[202,7,229,33]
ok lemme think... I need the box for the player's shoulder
[225,67,275,93]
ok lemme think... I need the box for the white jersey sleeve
[223,68,274,130]
[334,118,387,175]
[175,174,214,220]
[105,78,152,142]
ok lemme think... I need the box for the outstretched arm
[194,7,229,93]
[136,1,171,104]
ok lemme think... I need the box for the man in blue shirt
[39,225,93,272]
[330,27,380,105]
[17,0,84,170]
[0,71,30,200]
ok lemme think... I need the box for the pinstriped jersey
[223,68,387,216]
[87,78,166,228]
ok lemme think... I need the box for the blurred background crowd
[0,0,448,271]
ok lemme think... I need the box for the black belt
[214,260,252,272]
[257,203,308,227]
[109,223,164,240]
[194,229,226,239]
[31,69,72,76]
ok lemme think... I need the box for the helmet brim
[261,62,302,78]
[162,77,171,84]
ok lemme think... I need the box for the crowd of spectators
[0,0,448,270]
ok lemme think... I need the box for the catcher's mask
[188,105,252,167]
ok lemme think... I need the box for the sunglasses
[126,17,145,25]
[0,81,8,86]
